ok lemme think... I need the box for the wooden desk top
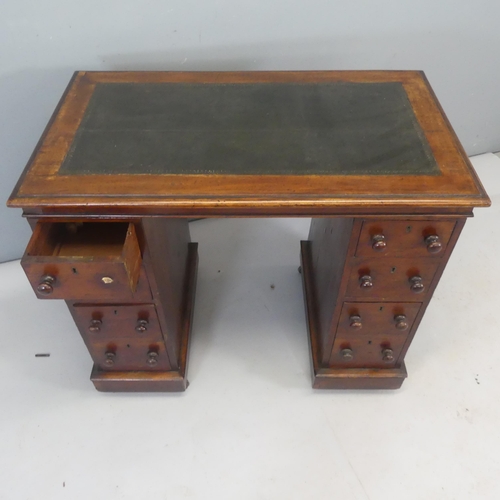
[8,71,490,216]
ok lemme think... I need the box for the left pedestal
[21,218,198,392]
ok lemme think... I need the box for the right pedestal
[301,216,466,390]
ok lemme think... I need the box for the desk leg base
[300,240,407,390]
[310,364,407,390]
[90,367,189,392]
[90,242,199,392]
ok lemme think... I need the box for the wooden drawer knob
[37,275,56,295]
[349,314,362,329]
[135,319,149,333]
[409,275,425,293]
[359,275,373,289]
[394,315,408,331]
[382,348,394,363]
[371,234,387,251]
[147,351,159,366]
[425,235,442,254]
[104,351,116,366]
[88,319,102,332]
[340,348,354,361]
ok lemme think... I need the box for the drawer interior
[26,222,131,259]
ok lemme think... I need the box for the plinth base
[91,367,189,392]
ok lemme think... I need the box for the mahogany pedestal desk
[8,71,490,392]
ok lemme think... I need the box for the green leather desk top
[59,81,439,177]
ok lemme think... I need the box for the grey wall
[2,0,500,262]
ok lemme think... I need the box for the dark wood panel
[141,218,192,371]
[307,218,358,363]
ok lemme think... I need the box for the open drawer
[22,222,144,301]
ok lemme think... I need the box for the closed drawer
[22,222,150,301]
[330,302,420,368]
[355,220,456,258]
[331,333,407,369]
[346,258,440,301]
[88,339,170,371]
[71,304,162,342]
[336,302,421,336]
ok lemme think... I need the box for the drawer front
[22,261,152,301]
[336,302,421,337]
[355,220,456,258]
[21,221,149,301]
[71,304,162,341]
[331,333,407,368]
[88,339,170,371]
[346,258,440,301]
